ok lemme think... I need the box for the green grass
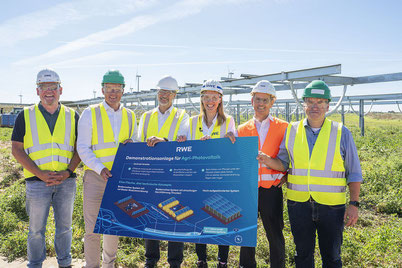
[0,113,401,267]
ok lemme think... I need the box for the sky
[1,0,402,111]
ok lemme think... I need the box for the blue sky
[1,0,402,111]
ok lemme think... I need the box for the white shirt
[137,105,189,140]
[253,115,273,149]
[77,101,137,175]
[186,114,236,140]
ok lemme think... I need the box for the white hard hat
[201,80,223,95]
[251,80,276,97]
[36,68,61,84]
[156,75,179,92]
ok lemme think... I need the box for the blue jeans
[26,177,76,268]
[287,200,345,268]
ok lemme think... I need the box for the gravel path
[0,257,85,267]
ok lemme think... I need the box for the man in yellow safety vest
[137,75,189,268]
[258,80,362,267]
[11,68,81,268]
[77,70,137,268]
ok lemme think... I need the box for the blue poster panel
[94,136,258,247]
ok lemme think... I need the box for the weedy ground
[0,113,401,267]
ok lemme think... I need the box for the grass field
[0,113,401,267]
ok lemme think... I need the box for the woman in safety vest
[187,79,236,268]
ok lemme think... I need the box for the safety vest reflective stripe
[324,121,340,170]
[286,118,346,205]
[237,117,288,188]
[127,111,133,138]
[93,106,133,143]
[25,143,74,154]
[64,108,72,145]
[287,182,346,193]
[288,168,345,178]
[168,109,182,140]
[33,155,71,166]
[143,111,152,140]
[286,121,299,165]
[28,107,40,145]
[287,121,340,171]
[191,116,198,140]
[219,120,227,138]
[261,173,284,181]
[23,104,75,177]
[25,107,73,151]
[190,116,229,139]
[88,104,135,170]
[142,108,184,141]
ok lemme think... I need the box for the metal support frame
[341,105,345,125]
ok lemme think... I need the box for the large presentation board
[94,137,258,247]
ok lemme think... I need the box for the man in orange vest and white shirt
[237,80,287,268]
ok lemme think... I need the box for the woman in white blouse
[187,79,235,268]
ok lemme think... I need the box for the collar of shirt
[303,118,322,134]
[253,115,273,148]
[202,114,218,135]
[157,105,174,116]
[102,100,123,112]
[253,115,273,130]
[38,102,61,116]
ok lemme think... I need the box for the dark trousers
[145,239,184,267]
[195,243,230,262]
[287,200,345,268]
[240,186,285,268]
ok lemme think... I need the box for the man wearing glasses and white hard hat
[137,75,189,268]
[12,69,81,268]
[237,80,288,268]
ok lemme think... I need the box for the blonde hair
[200,95,227,126]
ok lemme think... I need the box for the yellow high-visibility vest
[285,118,346,205]
[23,104,76,178]
[89,103,136,170]
[189,115,232,140]
[140,107,185,141]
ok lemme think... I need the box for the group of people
[11,68,362,268]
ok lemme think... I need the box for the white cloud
[57,41,188,49]
[50,58,295,69]
[0,0,156,46]
[14,0,258,66]
[47,50,143,68]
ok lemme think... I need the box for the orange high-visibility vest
[237,117,288,188]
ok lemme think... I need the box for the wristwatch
[349,201,360,208]
[67,168,74,177]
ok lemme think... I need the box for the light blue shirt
[277,119,363,183]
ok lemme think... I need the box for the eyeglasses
[303,99,329,108]
[104,87,123,94]
[38,84,60,91]
[201,94,221,102]
[158,89,175,95]
[253,97,272,104]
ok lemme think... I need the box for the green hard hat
[302,80,331,101]
[102,70,125,87]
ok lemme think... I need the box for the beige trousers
[83,170,119,268]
